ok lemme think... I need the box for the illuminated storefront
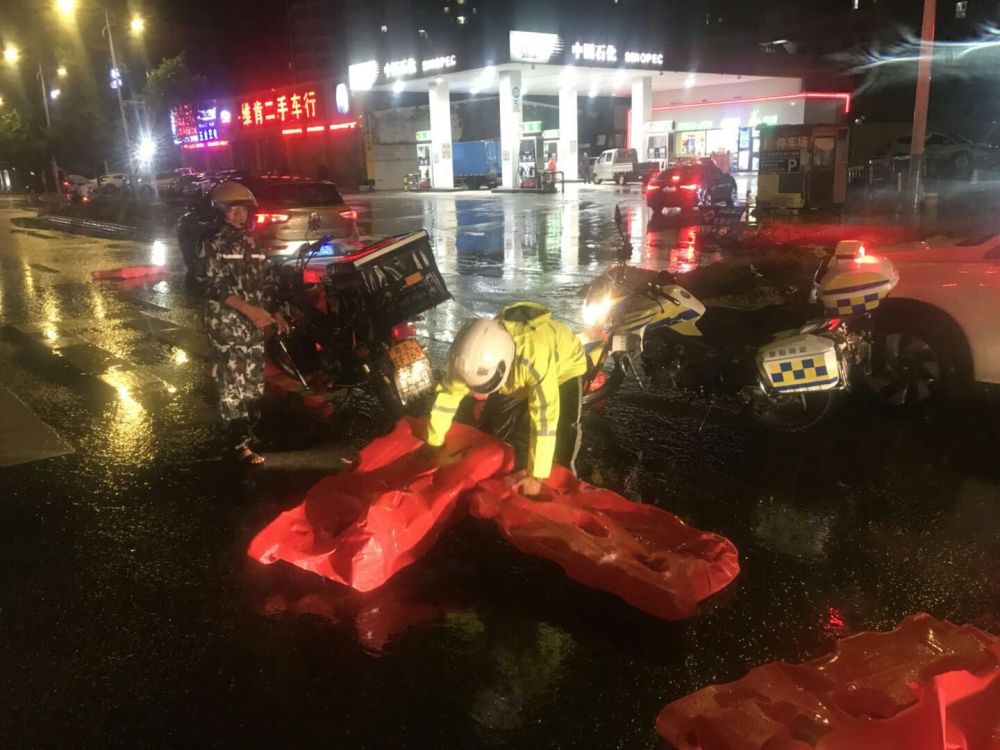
[175,79,365,184]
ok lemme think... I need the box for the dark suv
[645,158,738,214]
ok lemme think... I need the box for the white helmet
[449,318,516,394]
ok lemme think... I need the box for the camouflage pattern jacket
[198,222,280,346]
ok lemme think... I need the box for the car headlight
[582,295,613,327]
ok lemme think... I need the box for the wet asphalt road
[1,187,999,749]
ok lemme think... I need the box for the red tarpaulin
[247,417,513,592]
[468,466,740,621]
[656,612,1000,750]
[91,265,169,280]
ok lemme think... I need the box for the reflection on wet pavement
[1,193,998,749]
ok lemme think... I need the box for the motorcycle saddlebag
[757,333,841,394]
[656,612,1000,750]
[247,417,513,592]
[468,466,740,621]
[346,230,451,329]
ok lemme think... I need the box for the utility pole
[36,61,61,194]
[105,9,134,191]
[907,0,936,206]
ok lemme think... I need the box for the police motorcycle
[580,207,899,431]
[266,231,451,415]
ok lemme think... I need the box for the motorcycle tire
[747,388,836,432]
[582,354,626,406]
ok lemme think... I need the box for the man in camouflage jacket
[197,181,288,465]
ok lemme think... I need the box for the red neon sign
[282,121,359,137]
[181,139,230,150]
[651,92,852,114]
[239,88,321,130]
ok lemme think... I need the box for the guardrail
[848,156,925,187]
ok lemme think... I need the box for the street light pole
[35,61,61,194]
[104,8,134,189]
[907,0,936,206]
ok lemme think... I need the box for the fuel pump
[416,129,432,188]
[518,120,544,188]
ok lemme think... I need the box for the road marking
[0,385,73,467]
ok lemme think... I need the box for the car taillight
[645,183,660,192]
[391,322,417,342]
[679,183,699,191]
[254,212,290,226]
[671,175,681,182]
[339,209,357,220]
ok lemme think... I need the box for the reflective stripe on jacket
[428,301,587,479]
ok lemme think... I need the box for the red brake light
[254,212,290,226]
[391,322,417,342]
[679,183,699,191]
[671,175,681,182]
[339,209,357,220]
[645,183,660,192]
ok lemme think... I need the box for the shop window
[956,1,968,18]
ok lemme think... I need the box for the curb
[37,212,144,240]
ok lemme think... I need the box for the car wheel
[593,177,602,185]
[615,174,627,186]
[726,186,737,207]
[867,305,972,408]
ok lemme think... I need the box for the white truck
[592,148,658,186]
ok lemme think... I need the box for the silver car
[249,178,359,257]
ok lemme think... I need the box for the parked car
[85,173,128,193]
[61,174,92,198]
[645,158,738,214]
[592,148,658,185]
[887,133,998,174]
[177,176,359,270]
[867,234,1000,406]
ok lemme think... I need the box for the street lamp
[50,88,61,100]
[130,15,145,34]
[56,65,67,77]
[3,44,19,64]
[55,0,77,16]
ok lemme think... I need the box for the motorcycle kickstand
[277,338,310,390]
[622,353,650,391]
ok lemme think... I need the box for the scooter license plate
[389,339,426,368]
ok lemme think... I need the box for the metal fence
[848,156,925,187]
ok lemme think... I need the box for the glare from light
[151,239,167,265]
[3,45,19,65]
[130,15,145,33]
[136,135,156,165]
[56,65,68,77]
[172,349,188,365]
[589,87,598,98]
[45,328,58,341]
[469,84,480,95]
[481,65,496,80]
[560,66,576,87]
[392,80,404,94]
[434,76,443,84]
[49,88,61,100]
[55,0,76,17]
[684,74,696,88]
[613,69,626,86]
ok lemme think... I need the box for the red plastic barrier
[91,265,168,280]
[248,417,513,592]
[656,613,1000,750]
[468,466,740,621]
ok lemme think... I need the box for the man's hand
[245,305,276,330]
[512,474,544,498]
[273,312,290,336]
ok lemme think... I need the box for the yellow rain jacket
[428,302,588,479]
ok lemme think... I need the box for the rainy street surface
[2,186,999,749]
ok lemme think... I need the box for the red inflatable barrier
[248,417,513,592]
[656,612,1000,750]
[91,265,169,280]
[468,466,740,621]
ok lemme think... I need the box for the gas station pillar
[429,80,454,189]
[499,70,523,189]
[558,82,578,180]
[630,76,652,158]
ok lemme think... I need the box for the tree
[144,53,208,128]
[0,107,45,171]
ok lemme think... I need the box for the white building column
[499,71,523,189]
[630,76,652,157]
[429,80,454,189]
[558,82,578,181]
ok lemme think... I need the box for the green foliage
[0,106,45,169]
[144,53,207,125]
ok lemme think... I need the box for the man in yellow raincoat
[425,302,589,497]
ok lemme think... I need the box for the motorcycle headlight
[583,295,613,327]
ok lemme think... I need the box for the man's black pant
[479,376,583,475]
